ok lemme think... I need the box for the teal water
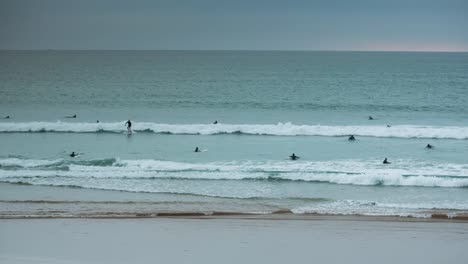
[1,51,467,217]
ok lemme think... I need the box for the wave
[1,121,468,139]
[1,158,468,188]
[0,158,116,169]
[293,199,468,217]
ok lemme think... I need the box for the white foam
[1,121,467,139]
[0,158,63,167]
[292,200,432,218]
[1,158,468,188]
[293,199,468,217]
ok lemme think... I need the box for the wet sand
[1,218,467,264]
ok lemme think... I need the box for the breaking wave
[0,121,467,139]
[1,158,467,188]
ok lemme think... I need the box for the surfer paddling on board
[426,144,434,149]
[66,114,77,118]
[383,158,391,164]
[70,152,77,157]
[125,120,132,133]
[289,153,300,160]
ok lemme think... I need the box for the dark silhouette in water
[194,147,200,152]
[383,158,391,164]
[348,135,356,141]
[4,115,10,119]
[70,152,77,157]
[386,125,391,127]
[426,144,434,149]
[289,153,300,160]
[66,114,77,118]
[96,120,99,123]
[213,120,218,124]
[368,116,374,120]
[125,120,132,133]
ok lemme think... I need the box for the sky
[0,0,467,51]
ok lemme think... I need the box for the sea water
[1,50,467,217]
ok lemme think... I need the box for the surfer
[426,144,434,149]
[368,116,374,120]
[213,120,218,124]
[348,135,356,141]
[289,153,300,160]
[383,158,391,164]
[3,115,10,119]
[66,114,77,118]
[194,147,200,152]
[125,120,132,133]
[386,125,391,127]
[96,120,99,123]
[70,152,77,158]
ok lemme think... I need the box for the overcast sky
[1,0,467,51]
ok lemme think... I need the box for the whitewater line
[0,122,467,139]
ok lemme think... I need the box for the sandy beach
[2,175,468,264]
[1,217,467,264]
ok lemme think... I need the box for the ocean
[1,50,467,218]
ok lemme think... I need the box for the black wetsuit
[290,154,299,160]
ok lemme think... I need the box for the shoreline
[2,182,468,222]
[2,211,468,222]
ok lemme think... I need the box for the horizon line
[0,49,467,53]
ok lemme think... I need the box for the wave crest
[1,121,468,139]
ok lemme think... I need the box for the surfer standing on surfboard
[125,120,132,133]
